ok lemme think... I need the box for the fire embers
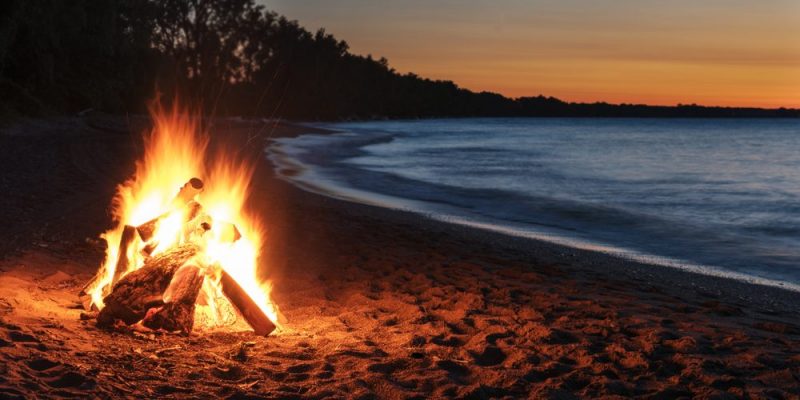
[86,178,276,336]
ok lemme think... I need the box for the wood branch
[96,244,199,328]
[78,225,137,310]
[79,276,94,297]
[111,225,137,285]
[136,178,204,242]
[136,216,160,242]
[185,200,202,221]
[220,271,276,336]
[78,293,96,312]
[183,209,211,243]
[78,280,97,311]
[172,178,204,207]
[142,263,204,334]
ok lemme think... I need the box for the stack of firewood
[81,178,275,336]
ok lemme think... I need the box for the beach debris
[221,271,276,336]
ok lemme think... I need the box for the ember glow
[85,101,279,333]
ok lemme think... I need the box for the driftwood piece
[142,263,205,334]
[136,178,204,242]
[97,244,198,328]
[221,271,276,336]
[78,282,96,311]
[111,225,137,285]
[185,200,203,222]
[136,216,159,242]
[135,211,173,243]
[78,225,137,311]
[172,178,204,207]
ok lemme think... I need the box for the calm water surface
[269,118,800,290]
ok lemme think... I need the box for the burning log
[136,217,159,243]
[111,225,137,285]
[173,178,204,207]
[142,263,205,334]
[137,178,204,242]
[78,225,137,306]
[97,244,199,328]
[221,271,276,336]
[82,114,281,336]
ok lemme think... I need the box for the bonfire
[80,102,279,336]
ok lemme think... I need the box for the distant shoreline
[295,114,800,124]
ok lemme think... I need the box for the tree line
[0,0,796,120]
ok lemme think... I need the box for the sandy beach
[0,116,798,399]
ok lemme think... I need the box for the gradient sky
[260,0,799,108]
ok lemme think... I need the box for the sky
[260,0,799,108]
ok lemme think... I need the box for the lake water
[268,118,800,291]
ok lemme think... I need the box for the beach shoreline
[272,122,800,313]
[0,115,798,398]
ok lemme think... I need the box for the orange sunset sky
[262,0,799,108]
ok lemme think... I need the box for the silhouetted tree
[0,0,796,119]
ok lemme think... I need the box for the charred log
[136,216,159,242]
[142,263,205,334]
[96,244,198,328]
[221,271,276,336]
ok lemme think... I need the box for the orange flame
[86,100,279,331]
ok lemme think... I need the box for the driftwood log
[97,244,198,328]
[221,271,276,336]
[173,177,204,207]
[142,263,205,334]
[111,225,137,286]
[136,217,159,242]
[78,225,137,309]
[136,178,204,242]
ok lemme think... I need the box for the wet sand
[0,115,798,399]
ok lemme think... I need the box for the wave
[267,128,800,293]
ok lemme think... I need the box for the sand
[0,115,798,399]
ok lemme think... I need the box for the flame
[86,100,279,331]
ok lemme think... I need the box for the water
[268,118,800,290]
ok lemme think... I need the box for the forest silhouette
[1,0,797,119]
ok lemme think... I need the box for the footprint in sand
[285,363,314,374]
[212,364,245,381]
[25,358,59,371]
[471,345,506,366]
[367,359,408,374]
[431,334,464,347]
[437,360,471,378]
[8,331,39,343]
[44,371,92,389]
